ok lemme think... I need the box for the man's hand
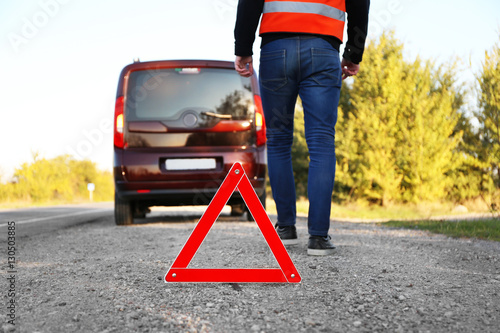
[341,58,360,80]
[235,56,254,77]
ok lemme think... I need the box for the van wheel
[115,192,134,225]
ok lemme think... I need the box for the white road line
[1,208,112,226]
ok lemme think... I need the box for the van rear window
[125,68,254,123]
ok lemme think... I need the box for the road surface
[0,203,113,238]
[1,204,499,332]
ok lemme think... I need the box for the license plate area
[164,158,218,171]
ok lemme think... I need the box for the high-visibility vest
[259,0,346,42]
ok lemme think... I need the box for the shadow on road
[132,206,250,225]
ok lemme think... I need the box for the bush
[0,154,113,204]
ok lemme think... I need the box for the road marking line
[0,209,112,226]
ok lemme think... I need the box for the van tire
[115,192,134,226]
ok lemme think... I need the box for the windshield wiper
[201,111,232,120]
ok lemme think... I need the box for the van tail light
[114,96,125,148]
[254,95,266,146]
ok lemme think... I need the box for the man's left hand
[235,56,254,77]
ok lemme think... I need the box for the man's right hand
[235,56,254,77]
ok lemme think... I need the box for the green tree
[336,32,464,204]
[447,108,491,202]
[395,60,462,202]
[476,36,500,188]
[13,153,73,202]
[291,98,309,197]
[337,34,403,204]
[1,154,113,204]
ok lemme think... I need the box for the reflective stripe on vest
[259,0,346,41]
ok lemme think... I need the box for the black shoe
[275,224,299,245]
[307,235,336,256]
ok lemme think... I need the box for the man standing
[234,0,370,255]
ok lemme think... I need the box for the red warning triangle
[164,162,301,283]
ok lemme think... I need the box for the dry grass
[265,198,494,220]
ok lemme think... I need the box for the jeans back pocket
[259,49,287,91]
[311,47,341,87]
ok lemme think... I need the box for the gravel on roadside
[2,212,499,333]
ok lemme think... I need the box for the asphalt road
[0,203,114,238]
[1,204,499,332]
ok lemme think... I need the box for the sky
[1,0,499,180]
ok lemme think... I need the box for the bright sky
[1,0,499,180]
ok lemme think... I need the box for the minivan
[113,60,267,225]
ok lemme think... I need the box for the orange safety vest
[259,0,346,42]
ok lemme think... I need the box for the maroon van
[113,60,267,225]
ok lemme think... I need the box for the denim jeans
[259,36,342,237]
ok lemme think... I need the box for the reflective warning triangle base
[165,162,301,283]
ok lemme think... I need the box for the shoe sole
[281,238,299,246]
[307,248,336,256]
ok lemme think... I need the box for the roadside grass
[0,199,107,210]
[5,196,498,242]
[381,219,500,242]
[266,198,492,220]
[265,198,500,241]
[0,200,68,210]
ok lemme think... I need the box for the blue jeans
[259,36,341,237]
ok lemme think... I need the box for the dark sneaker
[275,224,299,246]
[307,235,336,256]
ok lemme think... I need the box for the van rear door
[124,67,255,148]
[122,65,258,181]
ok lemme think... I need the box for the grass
[265,197,500,242]
[0,199,110,210]
[381,219,500,242]
[265,198,492,220]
